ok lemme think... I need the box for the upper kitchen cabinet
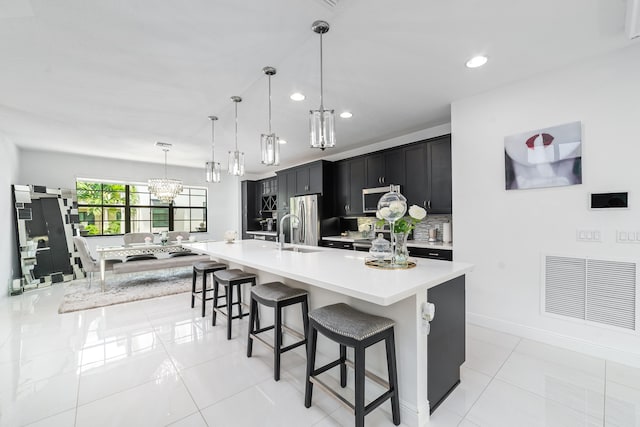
[403,135,452,214]
[365,148,405,188]
[334,157,365,216]
[426,137,452,214]
[277,160,333,212]
[295,160,327,195]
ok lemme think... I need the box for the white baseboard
[467,312,640,367]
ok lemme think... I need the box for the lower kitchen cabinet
[408,246,453,261]
[320,240,353,250]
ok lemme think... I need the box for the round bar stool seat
[191,261,227,317]
[305,303,400,427]
[247,282,309,381]
[212,269,257,339]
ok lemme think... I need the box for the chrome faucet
[278,213,299,250]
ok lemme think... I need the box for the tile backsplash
[413,214,451,242]
[352,214,452,242]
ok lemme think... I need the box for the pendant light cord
[164,149,168,179]
[268,74,272,134]
[234,101,238,151]
[211,119,215,162]
[319,32,324,112]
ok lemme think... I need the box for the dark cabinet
[427,138,452,214]
[408,246,453,261]
[335,158,365,216]
[403,144,428,208]
[320,240,354,250]
[241,180,259,239]
[403,135,451,214]
[427,275,465,412]
[277,171,295,212]
[365,149,405,188]
[294,161,326,195]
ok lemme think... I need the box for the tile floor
[1,286,639,427]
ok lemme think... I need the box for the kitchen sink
[279,247,321,254]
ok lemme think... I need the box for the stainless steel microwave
[362,185,399,213]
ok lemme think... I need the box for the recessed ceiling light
[279,139,287,144]
[466,55,488,68]
[339,111,353,119]
[290,92,305,101]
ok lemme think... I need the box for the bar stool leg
[339,344,347,387]
[247,297,257,357]
[301,298,309,354]
[236,282,243,318]
[386,330,401,425]
[191,268,197,308]
[226,284,233,339]
[274,303,282,381]
[304,326,318,408]
[212,279,219,326]
[201,271,207,317]
[354,346,366,427]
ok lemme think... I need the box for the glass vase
[393,232,409,266]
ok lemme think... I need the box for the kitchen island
[184,239,473,427]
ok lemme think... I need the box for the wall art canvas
[505,121,582,190]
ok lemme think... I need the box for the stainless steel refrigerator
[289,194,320,246]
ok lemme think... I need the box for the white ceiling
[0,0,635,174]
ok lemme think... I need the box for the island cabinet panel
[427,275,465,413]
[365,148,405,188]
[334,157,365,216]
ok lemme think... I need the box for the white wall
[1,135,20,298]
[452,44,640,363]
[18,149,240,252]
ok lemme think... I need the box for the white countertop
[184,239,472,306]
[246,231,278,236]
[322,235,454,250]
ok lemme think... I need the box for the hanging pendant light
[228,96,245,176]
[205,115,222,183]
[148,142,183,204]
[309,20,335,150]
[260,66,280,166]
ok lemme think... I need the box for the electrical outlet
[617,231,640,243]
[576,230,601,242]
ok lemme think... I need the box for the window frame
[76,179,208,237]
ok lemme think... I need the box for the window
[76,180,207,236]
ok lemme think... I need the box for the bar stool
[191,261,227,317]
[212,269,257,339]
[304,303,400,427]
[246,282,309,381]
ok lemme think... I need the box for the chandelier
[205,115,222,183]
[228,96,245,176]
[309,20,335,150]
[260,66,280,166]
[148,142,183,204]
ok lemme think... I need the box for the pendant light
[148,142,183,204]
[228,96,245,176]
[205,115,221,183]
[260,66,280,166]
[309,20,335,150]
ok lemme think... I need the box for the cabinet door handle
[428,252,439,257]
[428,200,431,209]
[423,200,427,208]
[382,176,385,184]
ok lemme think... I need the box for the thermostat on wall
[590,192,628,209]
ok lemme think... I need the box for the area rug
[58,268,193,313]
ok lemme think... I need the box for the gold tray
[365,259,417,270]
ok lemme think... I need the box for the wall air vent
[544,255,637,331]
